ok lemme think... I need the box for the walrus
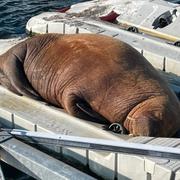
[0,33,180,137]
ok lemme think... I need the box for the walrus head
[124,95,180,136]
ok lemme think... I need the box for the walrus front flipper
[76,101,109,124]
[3,54,40,100]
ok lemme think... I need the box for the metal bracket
[103,123,127,134]
[127,26,139,33]
[0,131,12,144]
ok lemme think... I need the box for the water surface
[0,0,89,38]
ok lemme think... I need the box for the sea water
[0,0,89,38]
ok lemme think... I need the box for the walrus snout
[124,95,180,137]
[126,115,161,136]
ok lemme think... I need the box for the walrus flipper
[3,54,40,100]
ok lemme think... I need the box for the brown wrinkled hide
[0,33,180,137]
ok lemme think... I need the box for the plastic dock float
[0,12,180,179]
[65,0,180,42]
[1,87,180,180]
[0,131,95,180]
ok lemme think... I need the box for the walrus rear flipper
[76,101,109,124]
[3,54,40,100]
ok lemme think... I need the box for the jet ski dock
[1,0,180,179]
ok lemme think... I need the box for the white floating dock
[0,131,95,180]
[66,0,180,42]
[0,9,180,179]
[1,85,180,180]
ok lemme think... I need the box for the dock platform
[0,11,180,179]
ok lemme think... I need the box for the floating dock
[66,0,180,42]
[0,4,180,179]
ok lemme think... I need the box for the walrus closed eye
[0,33,180,137]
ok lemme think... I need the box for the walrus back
[23,34,62,104]
[24,34,180,113]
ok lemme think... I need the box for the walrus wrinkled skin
[0,33,180,137]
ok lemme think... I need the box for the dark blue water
[0,0,89,38]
